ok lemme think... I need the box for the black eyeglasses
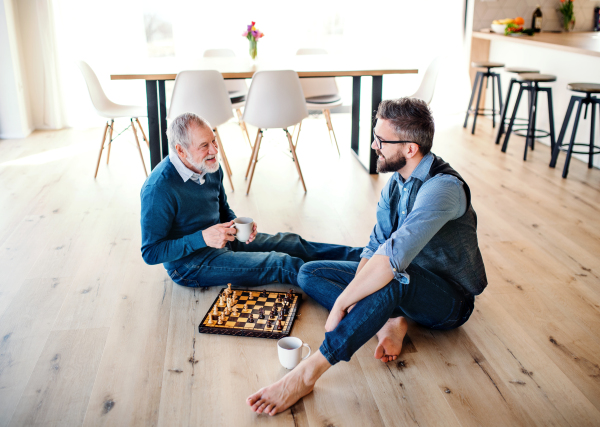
[372,130,420,150]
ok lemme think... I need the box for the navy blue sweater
[140,156,236,269]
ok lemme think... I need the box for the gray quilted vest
[389,154,487,295]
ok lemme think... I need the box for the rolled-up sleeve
[374,175,467,282]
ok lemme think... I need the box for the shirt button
[402,211,406,214]
[403,188,407,192]
[393,268,397,272]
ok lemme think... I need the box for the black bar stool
[550,83,600,178]
[464,61,504,134]
[501,73,557,161]
[494,66,540,145]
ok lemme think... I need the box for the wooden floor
[1,112,599,427]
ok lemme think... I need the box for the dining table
[110,55,418,174]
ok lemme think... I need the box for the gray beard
[376,150,407,173]
[186,151,219,174]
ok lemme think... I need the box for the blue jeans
[297,260,475,365]
[167,232,362,288]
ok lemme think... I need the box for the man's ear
[405,143,420,159]
[175,144,185,159]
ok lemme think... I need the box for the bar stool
[550,83,600,178]
[464,61,504,134]
[501,73,557,161]
[494,66,540,145]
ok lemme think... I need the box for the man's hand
[325,302,347,332]
[202,221,237,248]
[246,222,258,244]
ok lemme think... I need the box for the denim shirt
[361,152,467,284]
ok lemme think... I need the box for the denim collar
[393,152,434,185]
[169,153,206,185]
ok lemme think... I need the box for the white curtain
[17,0,66,129]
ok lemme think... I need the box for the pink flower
[242,31,248,37]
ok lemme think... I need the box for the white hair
[167,112,212,154]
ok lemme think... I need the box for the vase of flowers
[243,21,264,60]
[558,0,576,32]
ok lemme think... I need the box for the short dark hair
[376,97,435,155]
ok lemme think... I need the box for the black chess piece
[248,314,254,323]
[277,320,283,330]
[261,289,267,298]
[258,308,265,319]
[283,305,289,315]
[267,319,272,328]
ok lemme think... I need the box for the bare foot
[247,351,330,416]
[374,317,408,363]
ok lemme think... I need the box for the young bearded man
[247,97,487,416]
[140,112,361,288]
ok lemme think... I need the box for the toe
[256,403,267,414]
[247,390,262,406]
[374,343,385,360]
[269,406,278,416]
[251,398,265,411]
[265,404,274,414]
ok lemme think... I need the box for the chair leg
[502,85,524,153]
[496,73,503,118]
[495,79,515,145]
[285,129,307,193]
[464,72,481,128]
[236,108,253,150]
[563,100,583,178]
[106,119,115,165]
[546,89,557,153]
[246,129,262,180]
[589,101,596,169]
[135,118,149,148]
[295,120,303,149]
[550,96,577,167]
[324,109,340,156]
[246,129,263,195]
[94,122,110,178]
[492,73,496,128]
[524,86,538,161]
[214,128,234,192]
[131,119,148,177]
[471,73,486,134]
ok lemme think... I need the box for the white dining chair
[295,48,343,155]
[242,70,309,195]
[76,60,148,178]
[409,56,443,105]
[203,49,252,149]
[167,70,236,191]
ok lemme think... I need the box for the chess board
[198,288,302,339]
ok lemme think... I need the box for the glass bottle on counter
[532,5,543,32]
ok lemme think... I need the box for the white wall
[0,0,32,139]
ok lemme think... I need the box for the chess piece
[261,289,267,298]
[248,314,254,323]
[207,313,214,325]
[248,292,254,300]
[243,303,248,311]
[258,308,265,319]
[283,305,289,315]
[267,319,272,328]
[277,320,283,330]
[228,283,232,293]
[272,306,278,315]
[218,295,226,307]
[212,305,219,316]
[278,311,283,320]
[217,317,223,325]
[227,298,232,310]
[276,294,281,303]
[224,306,230,316]
[269,310,275,319]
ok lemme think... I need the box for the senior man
[247,98,487,416]
[140,112,361,287]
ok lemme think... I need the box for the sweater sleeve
[218,168,236,223]
[140,183,207,265]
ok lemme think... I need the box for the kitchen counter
[472,30,600,58]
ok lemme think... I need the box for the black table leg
[159,80,168,159]
[350,75,382,174]
[146,80,162,170]
[370,76,383,174]
[351,76,361,154]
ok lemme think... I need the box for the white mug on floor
[233,217,253,242]
[277,337,311,370]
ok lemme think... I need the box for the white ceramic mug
[277,337,311,370]
[232,217,254,242]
